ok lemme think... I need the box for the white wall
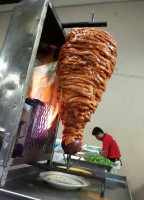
[55,2,144,200]
[51,0,140,7]
[0,2,144,200]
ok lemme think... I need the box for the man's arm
[102,150,108,158]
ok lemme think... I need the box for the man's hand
[102,150,108,158]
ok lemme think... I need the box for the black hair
[92,127,104,136]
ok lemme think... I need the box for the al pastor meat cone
[56,28,117,154]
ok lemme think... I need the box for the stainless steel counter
[0,165,132,200]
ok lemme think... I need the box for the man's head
[92,127,104,141]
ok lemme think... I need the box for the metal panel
[1,166,133,200]
[0,0,50,186]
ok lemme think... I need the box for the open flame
[44,102,59,129]
[27,62,58,129]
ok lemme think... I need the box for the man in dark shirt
[92,127,122,174]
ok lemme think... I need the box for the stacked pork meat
[56,28,117,155]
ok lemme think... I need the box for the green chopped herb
[85,154,117,166]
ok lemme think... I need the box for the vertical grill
[0,0,65,187]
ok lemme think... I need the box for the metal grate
[25,100,55,150]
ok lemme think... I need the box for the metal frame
[62,21,107,28]
[0,0,65,187]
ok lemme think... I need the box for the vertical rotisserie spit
[56,28,117,155]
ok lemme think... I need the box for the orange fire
[44,102,59,129]
[27,63,58,128]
